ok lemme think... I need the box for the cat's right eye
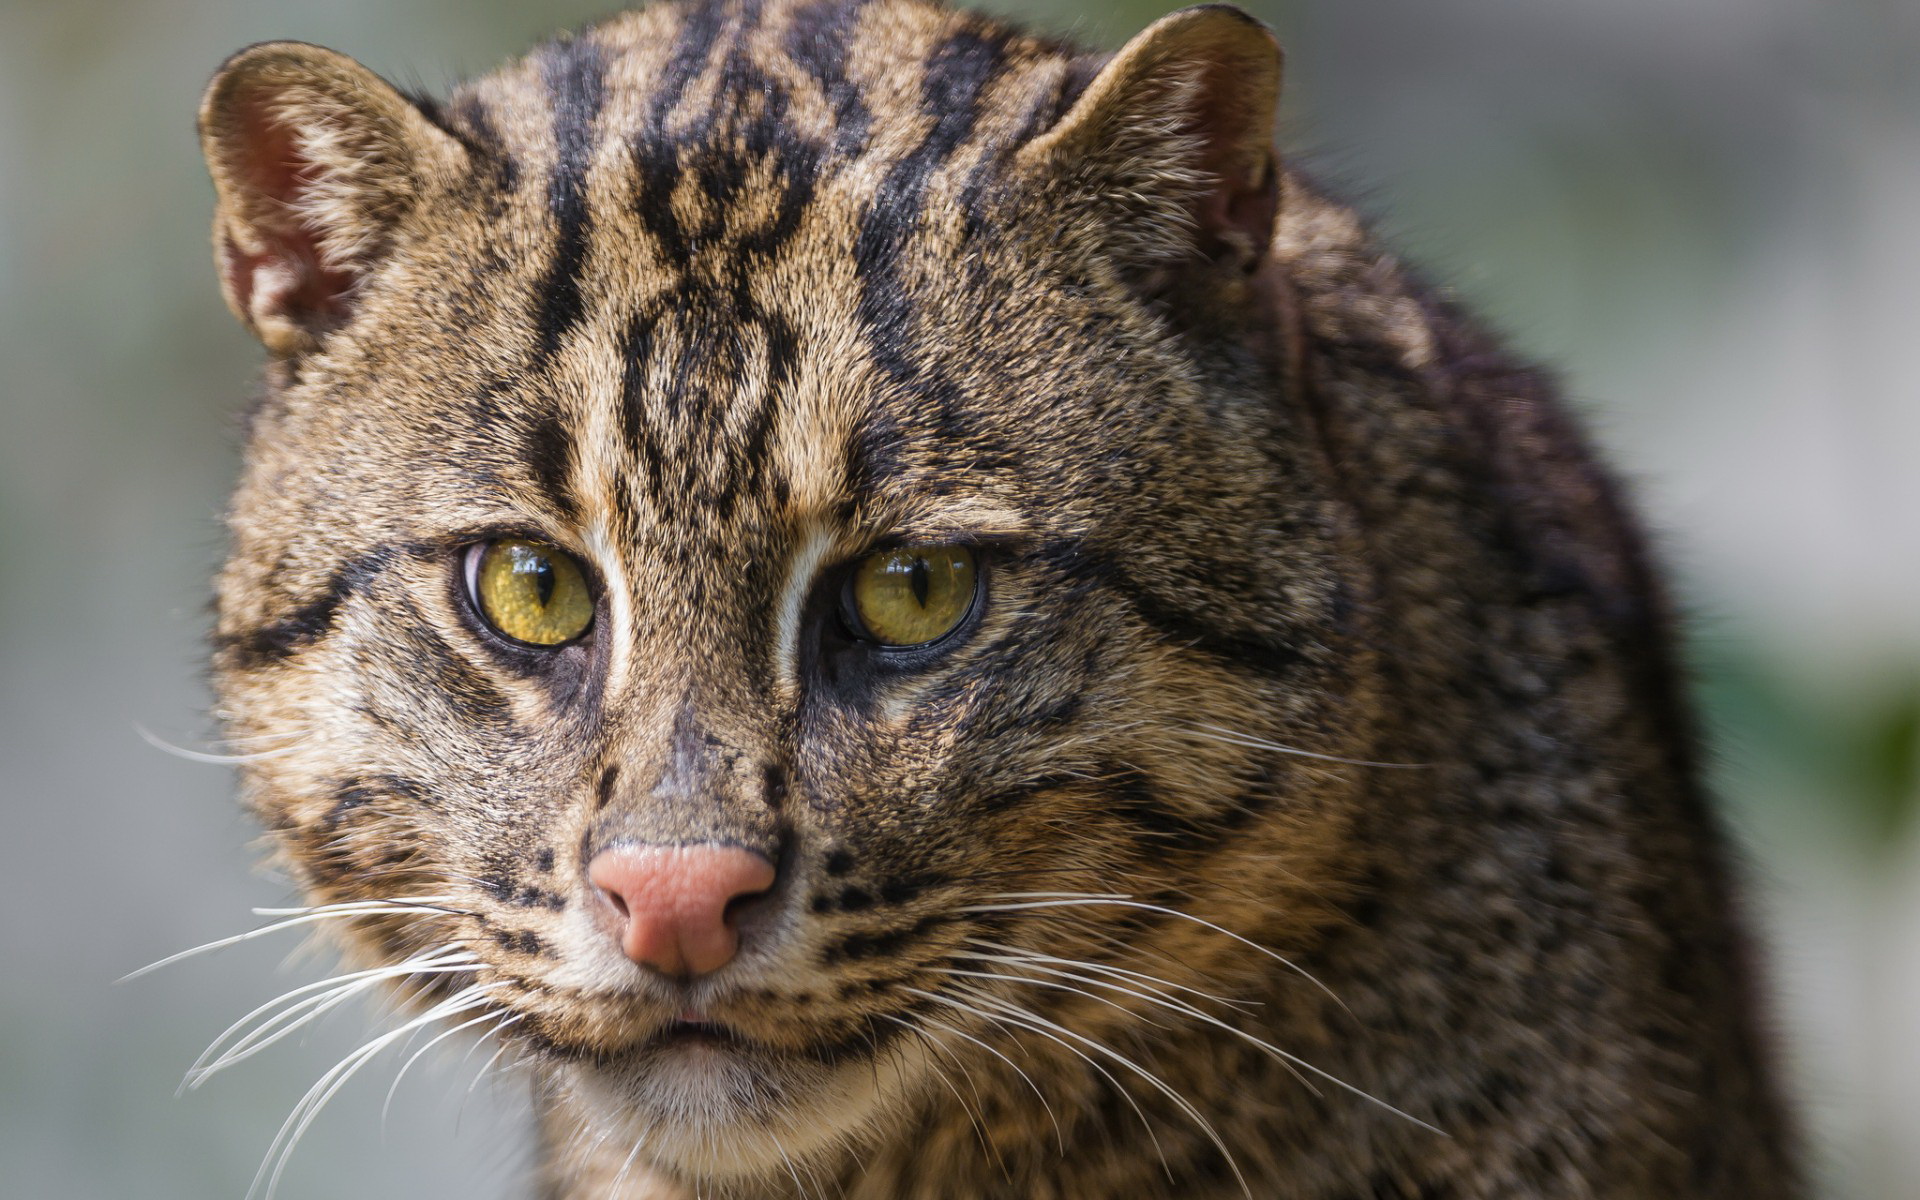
[465,539,594,647]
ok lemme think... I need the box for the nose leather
[587,843,776,976]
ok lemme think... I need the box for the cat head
[200,0,1377,1182]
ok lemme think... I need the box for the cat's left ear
[1015,5,1281,278]
[199,42,465,355]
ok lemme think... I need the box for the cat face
[203,0,1378,1182]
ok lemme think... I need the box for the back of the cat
[194,0,1794,1195]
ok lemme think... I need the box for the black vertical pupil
[908,556,930,607]
[531,558,556,606]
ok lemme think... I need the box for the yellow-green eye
[845,545,979,648]
[468,539,594,647]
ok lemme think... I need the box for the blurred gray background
[2,0,1914,1196]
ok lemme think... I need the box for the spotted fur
[197,1,1795,1196]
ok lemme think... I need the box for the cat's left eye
[466,539,594,647]
[843,544,979,648]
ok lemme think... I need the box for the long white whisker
[1184,724,1430,770]
[381,1008,503,1125]
[135,723,307,765]
[932,965,1174,1031]
[249,896,462,916]
[975,891,1133,901]
[952,951,1242,1028]
[964,939,1254,1011]
[606,1126,652,1200]
[906,986,1173,1183]
[120,901,462,983]
[250,983,495,1200]
[458,1014,525,1130]
[569,1128,618,1198]
[188,949,477,1086]
[760,1120,813,1200]
[938,960,1317,1097]
[893,1015,1014,1175]
[954,953,1443,1137]
[902,1025,1006,1173]
[188,947,475,1072]
[185,975,383,1094]
[885,1008,1064,1151]
[957,987,1252,1200]
[963,897,1347,1013]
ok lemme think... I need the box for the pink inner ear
[1186,65,1280,266]
[222,94,355,333]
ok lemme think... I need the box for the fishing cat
[194,0,1796,1195]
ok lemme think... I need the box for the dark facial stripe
[957,64,1076,232]
[401,617,523,736]
[617,310,668,506]
[1101,764,1265,856]
[853,28,1011,443]
[821,913,946,964]
[215,547,394,669]
[854,28,1010,293]
[1033,539,1309,679]
[520,409,578,513]
[323,774,427,829]
[1113,577,1307,678]
[623,2,730,267]
[973,769,1091,815]
[532,37,609,366]
[647,0,731,145]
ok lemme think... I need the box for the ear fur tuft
[1016,5,1282,279]
[199,42,461,354]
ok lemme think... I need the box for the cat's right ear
[199,43,463,355]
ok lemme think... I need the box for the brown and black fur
[195,1,1795,1196]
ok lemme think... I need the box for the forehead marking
[532,36,610,368]
[850,28,1011,448]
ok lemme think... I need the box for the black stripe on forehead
[521,408,579,514]
[785,0,873,156]
[623,1,732,274]
[532,36,608,367]
[459,376,583,525]
[611,7,827,527]
[851,27,1012,451]
[450,93,520,201]
[618,311,669,508]
[649,0,731,139]
[856,28,1010,274]
[629,1,821,266]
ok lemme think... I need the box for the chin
[550,1026,923,1183]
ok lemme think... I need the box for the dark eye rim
[459,537,599,651]
[836,544,986,653]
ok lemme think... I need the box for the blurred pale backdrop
[2,0,1914,1196]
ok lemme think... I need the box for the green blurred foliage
[1703,651,1920,850]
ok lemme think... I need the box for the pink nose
[587,844,777,976]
